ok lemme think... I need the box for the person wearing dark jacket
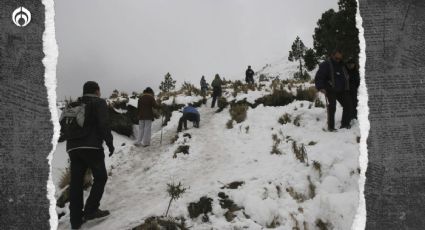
[211,74,222,108]
[245,65,255,84]
[66,81,114,229]
[347,59,360,119]
[135,87,159,147]
[177,104,200,132]
[315,49,353,130]
[200,76,208,95]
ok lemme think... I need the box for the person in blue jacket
[315,48,353,131]
[177,104,200,132]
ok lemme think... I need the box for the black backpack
[59,100,91,141]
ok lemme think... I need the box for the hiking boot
[340,125,351,129]
[84,209,110,221]
[71,223,82,230]
[328,127,337,132]
[71,219,86,229]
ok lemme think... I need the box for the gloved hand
[108,145,115,157]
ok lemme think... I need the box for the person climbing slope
[211,74,222,108]
[135,87,160,147]
[177,104,200,132]
[59,81,114,229]
[245,65,255,84]
[200,75,208,95]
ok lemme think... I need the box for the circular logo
[12,7,31,27]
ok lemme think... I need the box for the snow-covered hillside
[53,61,360,230]
[255,58,309,80]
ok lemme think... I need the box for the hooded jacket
[138,93,159,121]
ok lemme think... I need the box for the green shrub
[259,89,295,107]
[293,71,311,81]
[173,145,190,158]
[165,182,187,216]
[307,176,316,199]
[271,134,282,155]
[313,161,322,177]
[278,113,292,125]
[181,81,201,96]
[226,119,234,129]
[229,104,248,123]
[295,86,317,102]
[108,107,134,136]
[292,141,308,164]
[217,97,229,112]
[293,115,301,127]
[314,98,325,108]
[286,187,306,203]
[188,197,213,219]
[316,219,332,230]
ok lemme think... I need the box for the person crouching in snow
[177,104,200,132]
[135,87,160,147]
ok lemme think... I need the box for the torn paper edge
[352,1,369,229]
[42,0,59,229]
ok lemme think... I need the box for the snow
[233,90,269,104]
[255,58,316,80]
[162,95,204,105]
[128,98,138,108]
[53,59,360,230]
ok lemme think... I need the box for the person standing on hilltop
[245,65,255,84]
[211,74,223,108]
[135,87,160,147]
[315,48,353,131]
[200,75,208,95]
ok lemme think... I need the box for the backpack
[59,100,90,141]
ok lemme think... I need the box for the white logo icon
[12,7,31,27]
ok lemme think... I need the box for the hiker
[347,58,360,120]
[177,104,200,132]
[315,48,353,131]
[200,75,208,95]
[245,65,255,84]
[135,87,160,147]
[60,81,114,229]
[211,74,222,108]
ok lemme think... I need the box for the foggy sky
[55,0,337,99]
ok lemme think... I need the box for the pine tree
[304,48,319,71]
[159,72,176,93]
[288,36,307,76]
[313,0,359,61]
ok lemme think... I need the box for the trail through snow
[56,95,360,230]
